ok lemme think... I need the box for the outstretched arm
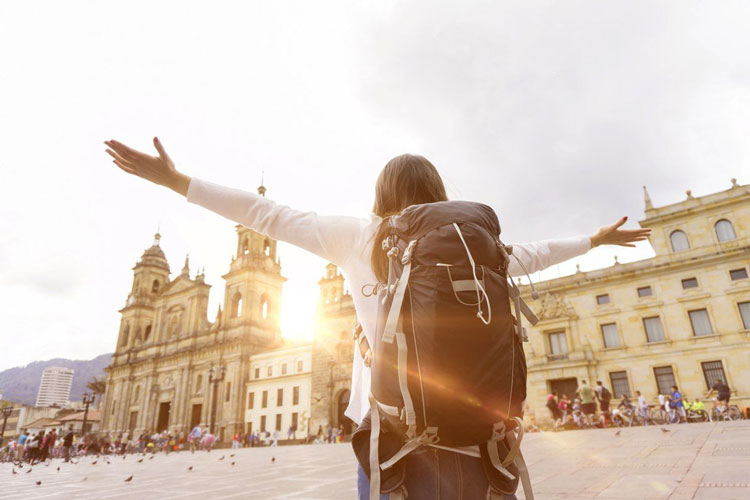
[507,217,651,277]
[105,138,365,267]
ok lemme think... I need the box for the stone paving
[2,421,749,499]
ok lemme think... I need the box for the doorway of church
[157,402,171,432]
[549,377,578,401]
[336,389,353,435]
[190,404,202,430]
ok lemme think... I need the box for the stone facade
[521,180,750,425]
[310,264,356,435]
[100,185,286,442]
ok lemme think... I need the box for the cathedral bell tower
[116,232,170,354]
[220,182,285,346]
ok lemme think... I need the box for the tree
[85,376,106,398]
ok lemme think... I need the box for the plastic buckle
[401,240,417,265]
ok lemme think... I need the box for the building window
[275,414,282,431]
[152,279,160,293]
[297,360,304,372]
[277,388,283,406]
[231,292,242,318]
[120,324,130,347]
[261,390,268,408]
[729,268,748,281]
[241,237,249,255]
[293,386,300,405]
[248,392,254,410]
[601,323,621,348]
[670,230,690,252]
[689,309,713,337]
[653,366,676,395]
[196,374,203,394]
[260,415,266,432]
[291,412,298,430]
[681,277,698,289]
[254,368,260,379]
[701,361,727,390]
[637,286,652,297]
[264,239,271,257]
[715,219,736,242]
[267,366,273,377]
[610,371,631,398]
[225,382,231,402]
[547,331,568,358]
[281,363,287,375]
[260,295,270,320]
[739,302,750,330]
[643,316,666,343]
[596,293,610,305]
[144,324,152,341]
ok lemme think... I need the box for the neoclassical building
[521,179,749,425]
[100,185,286,441]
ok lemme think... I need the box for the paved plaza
[2,421,750,499]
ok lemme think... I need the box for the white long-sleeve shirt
[186,177,592,424]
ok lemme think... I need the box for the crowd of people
[1,422,353,464]
[544,378,737,430]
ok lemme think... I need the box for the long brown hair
[371,154,448,282]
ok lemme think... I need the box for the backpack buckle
[401,240,417,265]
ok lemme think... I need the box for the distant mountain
[0,354,112,406]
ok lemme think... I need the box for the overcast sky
[1,1,748,374]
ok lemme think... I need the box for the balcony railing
[547,353,569,362]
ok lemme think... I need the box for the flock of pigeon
[8,450,278,488]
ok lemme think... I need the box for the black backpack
[601,387,612,401]
[352,200,537,500]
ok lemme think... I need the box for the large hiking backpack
[353,200,538,500]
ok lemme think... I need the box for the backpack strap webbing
[505,421,534,500]
[368,393,381,500]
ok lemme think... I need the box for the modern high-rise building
[36,366,74,407]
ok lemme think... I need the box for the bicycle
[709,404,743,422]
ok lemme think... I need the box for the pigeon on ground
[231,462,235,466]
[91,461,98,465]
[137,458,144,463]
[660,427,670,433]
[615,430,621,436]
[187,466,193,471]
[149,456,154,460]
[123,456,127,460]
[26,468,32,473]
[82,477,87,481]
[218,455,225,461]
[230,454,235,458]
[271,457,275,463]
[12,469,17,475]
[45,462,50,467]
[125,475,133,482]
[36,481,41,486]
[57,467,60,471]
[17,463,23,468]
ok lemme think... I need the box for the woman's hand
[105,137,191,196]
[590,216,651,248]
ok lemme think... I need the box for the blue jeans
[357,447,518,500]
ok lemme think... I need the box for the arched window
[715,219,736,242]
[231,292,243,318]
[669,230,690,252]
[260,295,270,320]
[152,279,160,293]
[134,278,140,294]
[263,238,271,257]
[144,324,152,341]
[242,237,249,255]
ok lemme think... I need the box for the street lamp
[1,406,14,446]
[207,365,226,436]
[81,392,96,437]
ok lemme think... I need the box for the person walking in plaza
[635,391,649,425]
[595,381,612,426]
[670,385,687,423]
[706,378,731,412]
[16,430,28,462]
[62,430,75,462]
[546,392,562,429]
[105,137,649,500]
[577,380,596,427]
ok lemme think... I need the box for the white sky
[1,1,749,371]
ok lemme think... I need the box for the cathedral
[100,184,286,442]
